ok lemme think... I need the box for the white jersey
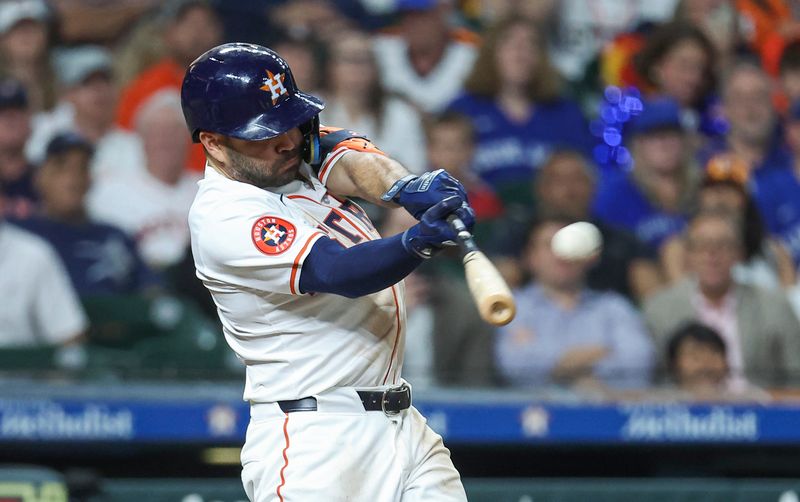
[88,169,200,269]
[189,162,406,403]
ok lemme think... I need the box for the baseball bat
[447,215,516,326]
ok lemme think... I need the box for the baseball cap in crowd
[0,0,50,35]
[627,98,683,136]
[0,78,28,110]
[44,132,94,160]
[704,153,749,186]
[52,46,113,88]
[395,0,440,11]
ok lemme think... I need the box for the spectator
[549,0,678,82]
[26,45,145,179]
[267,0,356,44]
[0,78,37,219]
[702,61,791,177]
[0,0,56,112]
[49,0,161,44]
[778,40,800,112]
[381,208,498,388]
[754,99,800,266]
[475,0,557,28]
[0,185,88,348]
[673,0,740,72]
[448,17,593,201]
[426,112,503,222]
[661,155,796,289]
[644,210,800,387]
[15,133,154,296]
[593,98,699,252]
[634,21,718,134]
[735,0,800,69]
[536,150,663,302]
[666,322,770,401]
[495,217,654,390]
[88,91,199,269]
[114,0,222,172]
[373,0,478,114]
[320,30,427,173]
[271,32,325,98]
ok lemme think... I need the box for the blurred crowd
[2,0,800,402]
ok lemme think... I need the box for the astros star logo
[260,70,288,104]
[252,216,296,255]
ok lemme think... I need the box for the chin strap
[300,115,321,166]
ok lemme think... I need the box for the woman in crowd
[447,17,593,205]
[319,30,426,174]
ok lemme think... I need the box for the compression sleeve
[298,234,422,298]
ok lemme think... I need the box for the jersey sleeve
[194,201,324,295]
[316,125,387,186]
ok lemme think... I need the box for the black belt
[277,385,411,415]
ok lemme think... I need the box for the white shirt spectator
[26,102,146,180]
[320,97,427,174]
[373,33,477,114]
[87,169,200,269]
[0,223,88,347]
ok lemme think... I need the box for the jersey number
[324,210,363,244]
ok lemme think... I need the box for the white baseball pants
[240,386,466,502]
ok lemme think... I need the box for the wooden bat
[447,215,516,326]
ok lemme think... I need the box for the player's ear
[199,132,227,166]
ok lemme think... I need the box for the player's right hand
[401,196,475,259]
[381,169,468,220]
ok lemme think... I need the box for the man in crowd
[645,210,800,387]
[88,91,199,269]
[496,217,654,390]
[16,133,153,295]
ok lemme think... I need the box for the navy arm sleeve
[298,234,423,298]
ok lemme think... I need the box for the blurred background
[1,0,800,500]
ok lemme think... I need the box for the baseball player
[181,43,473,501]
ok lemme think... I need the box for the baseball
[551,222,603,260]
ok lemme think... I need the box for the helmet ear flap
[301,115,321,166]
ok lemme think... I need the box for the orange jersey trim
[289,231,324,295]
[276,414,291,502]
[382,285,403,385]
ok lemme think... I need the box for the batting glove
[401,196,476,259]
[381,169,469,220]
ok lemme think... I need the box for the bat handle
[447,215,478,255]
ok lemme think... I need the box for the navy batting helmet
[180,43,324,164]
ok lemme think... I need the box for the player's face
[222,128,304,189]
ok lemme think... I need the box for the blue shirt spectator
[448,94,593,187]
[593,169,688,251]
[15,216,153,296]
[593,98,697,251]
[18,132,157,296]
[446,18,592,196]
[752,156,800,266]
[495,217,654,390]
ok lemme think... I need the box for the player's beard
[223,145,302,189]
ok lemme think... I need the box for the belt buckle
[380,384,408,416]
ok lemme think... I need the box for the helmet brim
[218,91,324,142]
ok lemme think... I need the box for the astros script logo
[260,70,288,104]
[252,216,296,255]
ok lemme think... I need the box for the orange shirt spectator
[114,0,222,171]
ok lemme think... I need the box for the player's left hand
[401,196,475,259]
[381,169,468,220]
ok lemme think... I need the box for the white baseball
[551,222,603,260]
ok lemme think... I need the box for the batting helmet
[180,43,324,164]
